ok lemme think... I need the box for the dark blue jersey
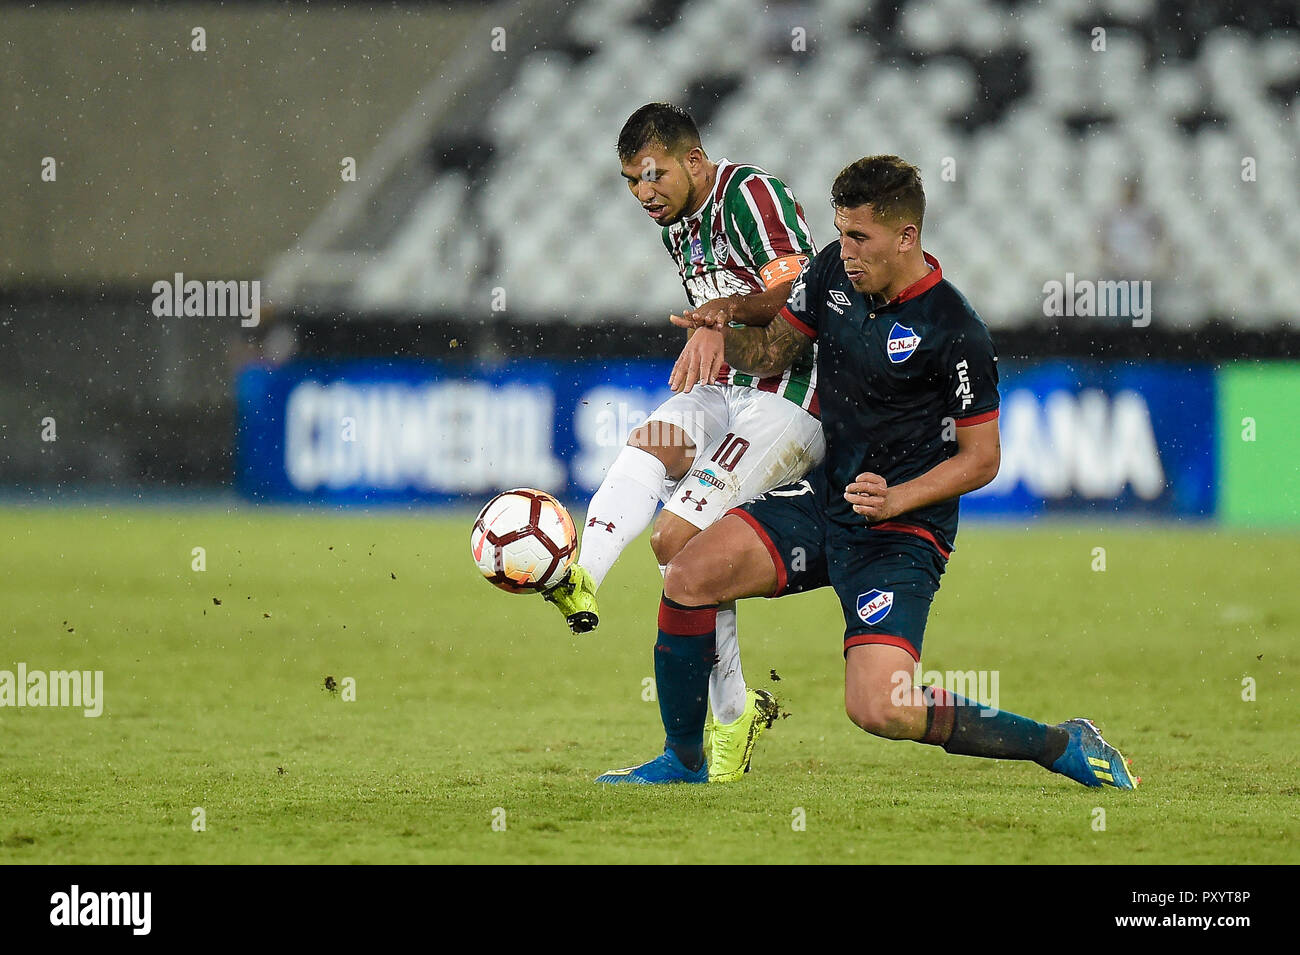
[778,241,999,552]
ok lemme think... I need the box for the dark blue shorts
[729,470,949,661]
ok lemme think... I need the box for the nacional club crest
[856,589,894,625]
[886,323,921,363]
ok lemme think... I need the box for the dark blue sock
[654,595,717,772]
[921,688,1067,765]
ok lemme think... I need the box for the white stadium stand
[268,0,1300,327]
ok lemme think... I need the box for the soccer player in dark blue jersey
[597,156,1139,788]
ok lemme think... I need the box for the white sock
[709,601,747,724]
[580,446,666,589]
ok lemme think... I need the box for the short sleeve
[778,253,822,340]
[946,319,1000,425]
[724,173,816,271]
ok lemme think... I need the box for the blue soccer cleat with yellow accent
[595,748,708,785]
[1051,718,1139,789]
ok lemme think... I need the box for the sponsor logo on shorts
[679,490,708,512]
[887,323,921,363]
[856,589,894,625]
[690,467,725,491]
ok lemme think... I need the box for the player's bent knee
[650,516,698,567]
[846,698,910,740]
[662,555,720,608]
[664,514,778,606]
[628,423,693,478]
[649,527,676,567]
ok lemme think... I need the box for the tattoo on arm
[724,315,810,378]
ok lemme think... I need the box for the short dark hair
[617,103,702,163]
[831,156,925,231]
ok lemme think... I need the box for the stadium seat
[345,0,1300,328]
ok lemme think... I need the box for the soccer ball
[470,488,578,593]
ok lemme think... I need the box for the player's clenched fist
[669,326,725,394]
[844,472,896,522]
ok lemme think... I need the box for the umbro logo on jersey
[826,289,852,314]
[856,589,894,625]
[887,323,921,363]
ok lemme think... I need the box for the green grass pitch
[0,506,1296,864]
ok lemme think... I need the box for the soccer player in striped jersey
[542,103,824,781]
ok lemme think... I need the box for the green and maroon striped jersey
[661,158,819,414]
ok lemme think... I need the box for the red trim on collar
[888,252,943,305]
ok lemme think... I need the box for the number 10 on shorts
[711,433,750,472]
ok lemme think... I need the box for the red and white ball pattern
[470,488,577,593]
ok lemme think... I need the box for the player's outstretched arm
[667,311,809,393]
[672,280,796,331]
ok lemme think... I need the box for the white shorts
[646,384,826,530]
